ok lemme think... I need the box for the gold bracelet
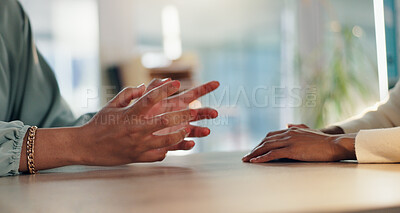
[26,126,38,174]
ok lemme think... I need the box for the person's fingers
[242,138,290,162]
[152,124,210,138]
[287,124,309,129]
[141,109,197,133]
[258,130,298,150]
[108,85,146,108]
[140,108,217,133]
[192,107,219,121]
[169,81,220,104]
[188,125,211,137]
[253,130,292,151]
[263,130,295,143]
[265,129,290,138]
[128,81,180,115]
[249,148,291,163]
[135,149,168,162]
[167,140,195,151]
[146,78,171,93]
[145,127,190,151]
[135,140,195,163]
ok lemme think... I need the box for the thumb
[108,84,146,108]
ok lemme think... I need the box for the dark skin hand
[19,80,220,172]
[137,78,220,159]
[242,124,356,163]
[288,124,345,135]
[144,78,219,133]
[144,78,220,116]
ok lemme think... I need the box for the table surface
[1,151,400,213]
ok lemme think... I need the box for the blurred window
[19,0,383,153]
[19,0,100,116]
[130,0,380,152]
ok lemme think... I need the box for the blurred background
[19,0,399,153]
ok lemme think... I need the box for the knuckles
[180,129,187,138]
[266,131,276,137]
[146,94,158,105]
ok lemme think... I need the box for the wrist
[65,126,87,165]
[72,124,101,165]
[24,127,85,171]
[67,125,93,165]
[332,134,357,160]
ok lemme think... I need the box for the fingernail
[212,111,218,118]
[212,81,220,87]
[186,141,195,149]
[171,81,180,89]
[250,158,258,163]
[203,128,210,135]
[185,127,191,134]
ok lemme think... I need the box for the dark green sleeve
[0,0,95,176]
[0,0,95,128]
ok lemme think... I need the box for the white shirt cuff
[355,127,400,163]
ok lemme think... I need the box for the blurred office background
[19,0,399,152]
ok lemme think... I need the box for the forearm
[19,127,82,173]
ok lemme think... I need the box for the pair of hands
[79,79,220,166]
[80,78,355,166]
[242,124,357,163]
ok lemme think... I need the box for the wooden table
[1,151,400,213]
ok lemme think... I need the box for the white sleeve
[337,82,400,133]
[356,127,400,163]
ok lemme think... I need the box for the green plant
[295,25,379,128]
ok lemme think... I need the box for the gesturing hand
[144,78,220,115]
[142,78,220,139]
[78,80,218,166]
[242,127,356,163]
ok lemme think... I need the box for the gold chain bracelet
[26,126,38,174]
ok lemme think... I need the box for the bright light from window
[162,5,182,61]
[141,52,172,69]
[373,0,389,101]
